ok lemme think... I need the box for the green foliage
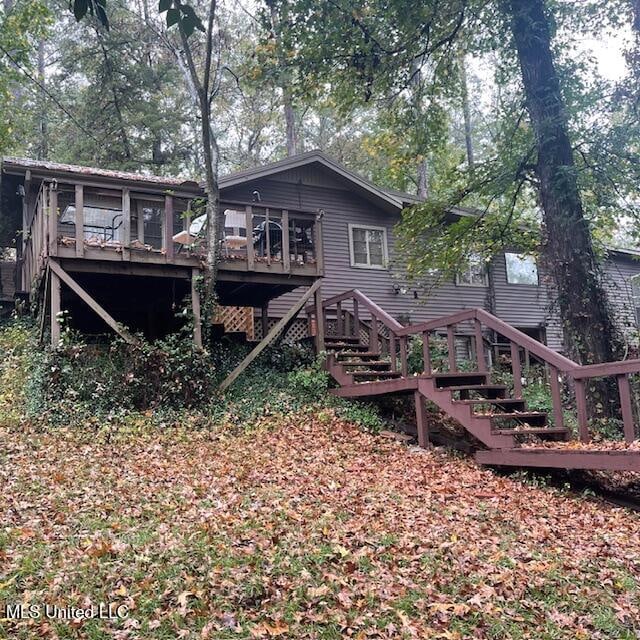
[158,0,204,37]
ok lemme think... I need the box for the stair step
[489,412,548,427]
[454,398,527,412]
[352,370,402,381]
[340,360,391,369]
[445,384,508,399]
[491,427,567,436]
[434,372,488,388]
[326,342,369,351]
[336,351,381,359]
[326,335,361,343]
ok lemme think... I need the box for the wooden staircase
[310,289,640,472]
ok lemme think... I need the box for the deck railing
[20,180,324,286]
[311,289,640,445]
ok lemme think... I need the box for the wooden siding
[602,252,640,343]
[221,167,640,353]
[0,260,15,299]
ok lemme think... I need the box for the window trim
[348,223,389,270]
[504,252,539,286]
[455,254,488,287]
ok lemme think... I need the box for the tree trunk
[283,96,298,156]
[507,0,621,416]
[417,158,429,200]
[37,39,48,160]
[459,54,474,171]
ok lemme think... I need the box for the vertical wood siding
[220,166,640,352]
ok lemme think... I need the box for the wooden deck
[317,289,640,473]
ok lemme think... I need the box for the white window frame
[348,223,389,270]
[455,254,488,287]
[504,252,539,286]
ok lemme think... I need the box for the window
[505,252,538,285]
[348,224,388,269]
[456,253,488,286]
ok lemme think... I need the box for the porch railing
[310,289,640,445]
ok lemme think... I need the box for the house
[1,151,639,356]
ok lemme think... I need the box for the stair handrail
[317,289,403,332]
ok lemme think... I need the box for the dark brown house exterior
[1,151,639,355]
[218,151,640,354]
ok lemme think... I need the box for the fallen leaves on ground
[0,411,639,639]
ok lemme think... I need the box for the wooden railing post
[575,378,590,443]
[336,302,343,335]
[314,213,324,275]
[50,267,61,348]
[617,374,636,443]
[414,390,430,449]
[400,336,408,377]
[164,195,174,259]
[389,332,397,372]
[353,298,360,338]
[422,331,431,375]
[282,209,290,273]
[245,205,254,270]
[48,184,58,257]
[511,341,523,398]
[369,313,378,353]
[549,366,564,431]
[75,184,84,257]
[122,187,131,259]
[447,325,456,372]
[314,285,325,353]
[474,318,486,372]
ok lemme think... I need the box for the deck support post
[191,268,203,350]
[314,283,325,353]
[75,184,84,258]
[575,379,590,443]
[511,342,523,398]
[617,374,636,443]
[549,366,564,431]
[447,325,456,372]
[50,267,61,348]
[474,318,486,372]
[414,390,430,449]
[261,304,269,339]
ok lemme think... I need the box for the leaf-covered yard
[1,411,639,639]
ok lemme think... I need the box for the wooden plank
[192,268,203,350]
[164,195,174,259]
[414,390,430,448]
[314,214,324,275]
[75,184,84,258]
[245,205,254,270]
[617,374,636,443]
[389,333,397,372]
[122,187,131,259]
[336,301,343,335]
[573,358,640,379]
[474,318,486,372]
[447,325,456,372]
[282,209,290,273]
[422,331,431,375]
[48,186,58,257]
[369,313,379,353]
[261,304,269,338]
[549,366,564,431]
[265,208,271,266]
[575,379,590,443]
[400,336,408,377]
[511,341,522,398]
[352,297,360,337]
[50,267,61,348]
[220,279,322,390]
[48,260,139,345]
[137,197,144,243]
[314,283,325,353]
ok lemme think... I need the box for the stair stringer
[326,353,354,386]
[416,378,515,449]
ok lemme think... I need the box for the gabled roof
[219,150,420,212]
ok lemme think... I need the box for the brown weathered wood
[549,366,564,431]
[192,268,202,350]
[422,331,431,375]
[48,186,58,257]
[447,325,456,372]
[221,279,322,390]
[282,209,290,273]
[122,187,131,258]
[511,341,523,398]
[137,198,144,244]
[314,214,324,275]
[164,195,174,259]
[414,390,430,448]
[314,283,325,353]
[573,358,640,379]
[336,301,343,335]
[575,379,590,443]
[352,298,360,337]
[369,313,379,353]
[400,336,408,377]
[617,374,636,443]
[245,205,254,270]
[389,332,397,372]
[75,184,84,258]
[48,260,139,345]
[474,318,486,372]
[50,267,61,348]
[261,304,269,338]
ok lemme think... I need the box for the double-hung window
[505,252,539,285]
[456,253,488,286]
[348,224,388,269]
